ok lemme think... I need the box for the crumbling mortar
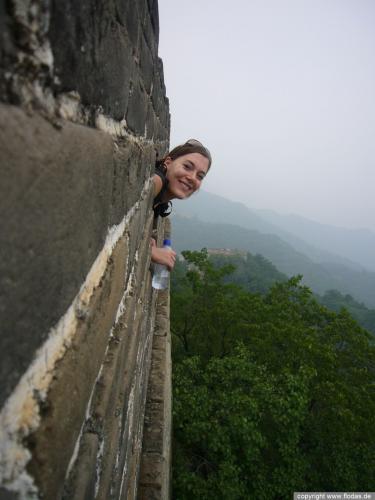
[94,437,105,498]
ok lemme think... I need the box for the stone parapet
[139,245,172,498]
[0,0,171,498]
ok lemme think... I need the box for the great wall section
[0,0,171,498]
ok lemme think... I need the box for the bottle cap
[163,239,172,246]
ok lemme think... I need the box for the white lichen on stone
[94,438,105,498]
[118,382,136,499]
[57,91,84,122]
[95,113,129,138]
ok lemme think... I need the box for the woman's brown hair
[157,139,212,170]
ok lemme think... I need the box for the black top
[153,163,172,218]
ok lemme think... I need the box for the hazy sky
[158,0,375,231]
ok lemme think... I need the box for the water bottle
[152,239,172,290]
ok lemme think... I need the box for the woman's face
[164,153,209,200]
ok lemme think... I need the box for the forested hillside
[171,250,375,499]
[173,252,375,335]
[211,254,375,335]
[172,214,375,308]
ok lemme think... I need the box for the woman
[151,139,212,270]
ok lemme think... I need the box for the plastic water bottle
[152,239,172,290]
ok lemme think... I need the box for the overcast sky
[158,0,375,231]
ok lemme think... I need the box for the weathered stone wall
[0,0,171,498]
[139,288,172,499]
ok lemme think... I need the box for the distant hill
[171,214,375,308]
[256,209,375,272]
[173,191,369,272]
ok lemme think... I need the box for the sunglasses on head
[185,139,212,162]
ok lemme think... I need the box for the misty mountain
[256,209,375,272]
[173,191,369,272]
[171,214,375,309]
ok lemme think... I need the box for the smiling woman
[151,139,212,270]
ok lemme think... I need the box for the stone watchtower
[0,0,171,498]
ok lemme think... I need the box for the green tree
[171,250,375,498]
[171,249,254,361]
[210,252,287,294]
[320,289,375,335]
[173,349,314,499]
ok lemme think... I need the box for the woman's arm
[153,174,163,197]
[151,172,176,269]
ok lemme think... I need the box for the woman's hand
[151,238,176,271]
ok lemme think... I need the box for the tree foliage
[320,289,375,335]
[171,250,375,499]
[209,252,287,294]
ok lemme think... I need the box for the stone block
[63,432,99,500]
[126,78,148,135]
[139,287,171,499]
[50,1,136,121]
[140,34,154,95]
[117,0,140,49]
[147,0,160,45]
[0,104,113,406]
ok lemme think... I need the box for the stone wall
[139,288,172,499]
[0,0,171,498]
